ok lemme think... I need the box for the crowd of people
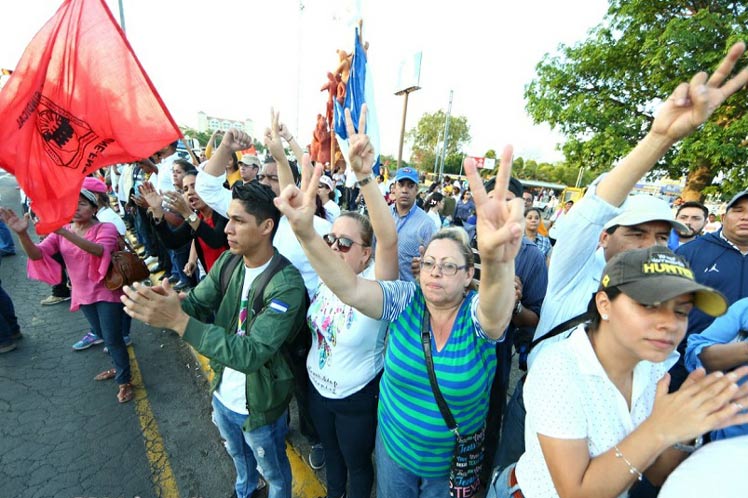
[1,43,748,498]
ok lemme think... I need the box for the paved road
[0,175,237,498]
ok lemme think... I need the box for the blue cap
[395,167,419,184]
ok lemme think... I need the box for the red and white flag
[0,0,181,233]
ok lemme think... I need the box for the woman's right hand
[646,367,748,446]
[0,207,29,234]
[345,105,374,177]
[183,260,196,277]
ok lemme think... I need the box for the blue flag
[334,28,380,176]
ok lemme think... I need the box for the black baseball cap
[600,246,727,317]
[484,177,524,199]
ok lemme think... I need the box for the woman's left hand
[465,145,524,263]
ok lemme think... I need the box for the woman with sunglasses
[487,246,748,498]
[275,124,522,498]
[265,106,398,498]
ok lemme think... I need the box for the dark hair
[587,286,623,331]
[182,169,198,181]
[426,192,444,209]
[314,194,326,219]
[676,201,708,219]
[484,177,524,198]
[226,152,239,172]
[525,207,542,218]
[231,181,281,238]
[173,159,194,173]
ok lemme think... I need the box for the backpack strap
[528,313,590,352]
[219,253,243,295]
[249,253,292,319]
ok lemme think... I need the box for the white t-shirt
[427,210,442,230]
[516,325,678,498]
[194,170,331,296]
[659,435,748,498]
[306,264,386,399]
[214,259,272,415]
[323,199,340,223]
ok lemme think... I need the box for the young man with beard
[667,201,708,249]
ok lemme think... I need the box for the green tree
[525,0,748,201]
[407,110,471,171]
[179,127,213,149]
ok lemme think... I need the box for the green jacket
[181,249,307,431]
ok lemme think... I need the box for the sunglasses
[323,233,366,253]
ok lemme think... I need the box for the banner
[0,0,181,233]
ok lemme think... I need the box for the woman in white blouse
[488,246,748,498]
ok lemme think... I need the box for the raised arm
[0,208,42,260]
[344,105,398,280]
[265,108,294,191]
[278,122,306,169]
[203,129,253,178]
[274,163,384,319]
[596,42,748,207]
[465,146,524,339]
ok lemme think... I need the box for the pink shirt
[27,222,123,311]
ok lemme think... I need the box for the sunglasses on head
[323,233,365,253]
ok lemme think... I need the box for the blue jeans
[486,463,522,498]
[0,221,16,255]
[211,395,292,498]
[168,245,191,285]
[494,379,526,471]
[0,279,20,345]
[375,429,450,498]
[79,301,130,384]
[309,374,380,498]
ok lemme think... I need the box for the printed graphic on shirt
[237,298,248,337]
[307,290,355,369]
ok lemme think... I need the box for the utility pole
[395,86,421,169]
[117,0,126,32]
[438,90,453,182]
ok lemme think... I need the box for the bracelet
[357,174,375,187]
[614,445,643,481]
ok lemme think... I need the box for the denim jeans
[375,429,450,498]
[79,301,130,384]
[309,374,380,498]
[0,221,16,254]
[486,463,522,498]
[493,379,526,471]
[211,395,292,498]
[168,244,191,285]
[0,279,20,345]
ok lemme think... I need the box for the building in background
[197,111,254,136]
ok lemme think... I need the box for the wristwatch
[186,212,198,224]
[674,436,703,453]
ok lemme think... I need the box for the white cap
[603,195,688,232]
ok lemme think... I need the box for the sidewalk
[0,173,325,498]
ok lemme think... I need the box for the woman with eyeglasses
[275,119,522,498]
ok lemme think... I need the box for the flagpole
[438,90,453,182]
[118,0,126,32]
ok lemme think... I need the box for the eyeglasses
[257,174,279,182]
[323,233,366,253]
[419,258,467,276]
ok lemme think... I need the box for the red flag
[0,0,181,233]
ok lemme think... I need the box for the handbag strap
[420,306,459,435]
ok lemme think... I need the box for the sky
[1,0,610,164]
